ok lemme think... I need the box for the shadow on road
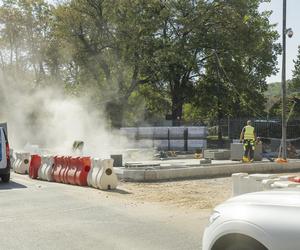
[107,188,132,195]
[0,181,27,190]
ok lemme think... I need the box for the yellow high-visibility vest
[244,125,255,140]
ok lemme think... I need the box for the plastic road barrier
[29,154,41,179]
[60,156,69,183]
[66,157,79,185]
[52,156,91,186]
[38,156,54,181]
[97,159,118,190]
[232,173,300,196]
[63,156,72,184]
[74,157,91,186]
[52,156,64,183]
[13,152,31,174]
[87,158,102,188]
[88,158,118,190]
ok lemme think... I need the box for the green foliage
[291,46,300,92]
[0,0,282,127]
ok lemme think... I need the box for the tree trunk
[106,102,124,128]
[171,88,183,126]
[217,101,223,147]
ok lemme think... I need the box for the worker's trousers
[243,140,255,161]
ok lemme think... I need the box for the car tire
[1,173,10,183]
[224,242,265,250]
[212,234,267,250]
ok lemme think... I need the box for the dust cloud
[0,72,130,158]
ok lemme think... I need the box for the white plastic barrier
[88,158,118,190]
[232,173,249,196]
[13,152,30,174]
[87,158,101,188]
[38,156,54,181]
[271,181,299,188]
[231,173,294,196]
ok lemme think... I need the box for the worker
[240,120,257,162]
[72,140,84,155]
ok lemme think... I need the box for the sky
[259,0,300,83]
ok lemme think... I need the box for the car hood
[220,189,300,208]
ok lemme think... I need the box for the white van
[0,125,10,182]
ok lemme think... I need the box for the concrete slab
[118,160,300,182]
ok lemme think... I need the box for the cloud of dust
[0,72,131,158]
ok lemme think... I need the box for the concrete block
[187,126,207,139]
[200,158,211,164]
[144,169,157,181]
[110,154,123,167]
[153,127,169,139]
[138,127,154,139]
[169,127,185,139]
[204,149,230,160]
[230,143,262,161]
[169,140,184,150]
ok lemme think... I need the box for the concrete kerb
[120,161,300,182]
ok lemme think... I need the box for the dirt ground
[110,177,232,210]
[109,172,300,211]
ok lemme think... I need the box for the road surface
[0,173,210,250]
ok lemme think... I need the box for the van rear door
[0,128,7,169]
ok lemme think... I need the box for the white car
[203,189,300,250]
[0,124,10,182]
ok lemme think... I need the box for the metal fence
[211,118,300,140]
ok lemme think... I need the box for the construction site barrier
[13,152,30,174]
[87,158,101,188]
[232,173,300,196]
[52,156,64,183]
[74,157,91,186]
[60,156,69,183]
[66,157,79,185]
[38,156,54,181]
[88,158,118,190]
[29,155,41,179]
[52,156,91,186]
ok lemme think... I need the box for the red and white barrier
[13,152,30,174]
[88,158,118,190]
[29,154,41,179]
[232,173,300,196]
[13,152,118,190]
[38,156,54,181]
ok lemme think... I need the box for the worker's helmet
[247,120,252,125]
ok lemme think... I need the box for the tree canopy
[0,0,281,127]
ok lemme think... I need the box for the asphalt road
[0,173,210,250]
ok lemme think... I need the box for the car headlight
[209,211,220,225]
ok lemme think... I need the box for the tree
[291,46,300,92]
[139,0,212,123]
[53,0,161,127]
[188,0,280,139]
[0,0,55,84]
